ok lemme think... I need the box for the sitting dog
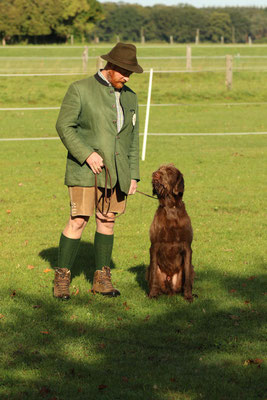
[146,164,195,302]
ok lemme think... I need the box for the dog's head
[152,164,184,202]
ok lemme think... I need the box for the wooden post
[96,56,105,70]
[94,35,99,44]
[232,26,235,44]
[141,27,145,44]
[82,46,88,73]
[226,55,233,90]
[116,35,120,43]
[221,36,224,44]
[170,35,173,45]
[248,36,252,45]
[186,45,192,70]
[195,29,199,45]
[71,35,74,45]
[2,37,6,46]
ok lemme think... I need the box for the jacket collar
[94,72,127,93]
[94,72,110,87]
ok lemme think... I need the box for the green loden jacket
[56,73,140,194]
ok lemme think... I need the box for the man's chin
[113,82,124,89]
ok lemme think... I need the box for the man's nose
[123,76,130,82]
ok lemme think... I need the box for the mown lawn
[0,44,266,400]
[0,134,266,400]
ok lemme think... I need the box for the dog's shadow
[39,241,115,283]
[128,264,148,293]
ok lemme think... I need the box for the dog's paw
[148,291,159,299]
[184,294,194,303]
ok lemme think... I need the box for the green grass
[1,43,267,73]
[0,44,266,400]
[1,70,267,139]
[0,136,266,400]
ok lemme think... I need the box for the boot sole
[54,295,71,301]
[91,290,120,297]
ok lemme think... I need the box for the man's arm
[56,83,94,165]
[128,100,140,183]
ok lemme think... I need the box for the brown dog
[146,164,195,302]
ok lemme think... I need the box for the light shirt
[98,69,124,132]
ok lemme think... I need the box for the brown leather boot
[91,266,120,297]
[54,268,71,300]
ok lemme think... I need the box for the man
[54,42,143,300]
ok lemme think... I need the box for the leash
[94,164,157,218]
[94,165,126,219]
[136,190,157,200]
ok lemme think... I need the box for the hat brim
[101,54,143,74]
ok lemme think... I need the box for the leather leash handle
[94,164,126,219]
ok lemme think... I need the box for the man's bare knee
[63,216,89,238]
[96,212,115,235]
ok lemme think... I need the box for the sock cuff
[60,233,81,243]
[95,231,114,244]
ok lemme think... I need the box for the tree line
[1,0,267,44]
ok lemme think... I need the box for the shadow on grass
[128,264,148,293]
[39,241,116,283]
[1,268,266,400]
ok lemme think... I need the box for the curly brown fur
[146,164,195,302]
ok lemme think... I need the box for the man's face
[107,65,133,89]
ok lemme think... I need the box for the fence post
[141,27,145,44]
[96,56,105,71]
[186,45,192,70]
[71,35,74,45]
[116,35,120,43]
[195,29,200,45]
[170,35,173,45]
[221,36,224,44]
[142,68,153,161]
[248,36,252,45]
[226,55,233,90]
[232,26,235,43]
[82,46,88,73]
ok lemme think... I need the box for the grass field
[0,44,266,400]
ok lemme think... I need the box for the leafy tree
[227,8,250,43]
[207,11,232,42]
[0,0,24,42]
[55,0,103,41]
[250,8,267,40]
[0,0,103,43]
[94,3,144,42]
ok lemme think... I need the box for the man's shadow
[39,241,115,284]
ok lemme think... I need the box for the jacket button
[110,90,114,94]
[116,135,120,139]
[113,120,117,124]
[115,152,119,156]
[112,104,116,108]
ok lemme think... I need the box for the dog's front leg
[183,244,193,302]
[148,244,161,298]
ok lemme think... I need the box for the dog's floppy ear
[173,173,184,197]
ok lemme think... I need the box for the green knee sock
[94,232,114,269]
[58,233,80,269]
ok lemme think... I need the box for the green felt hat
[101,42,143,74]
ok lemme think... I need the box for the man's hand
[128,179,137,195]
[86,152,104,174]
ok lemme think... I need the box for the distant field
[0,44,266,400]
[0,43,267,73]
